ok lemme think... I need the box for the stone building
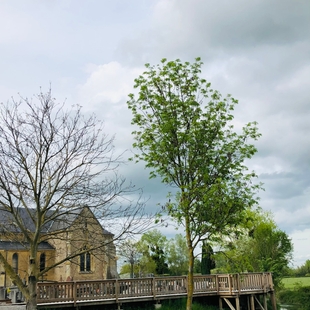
[0,206,117,287]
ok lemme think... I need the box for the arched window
[80,253,85,272]
[40,253,46,272]
[86,252,91,271]
[12,253,18,274]
[80,248,91,272]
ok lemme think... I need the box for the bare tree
[0,90,152,310]
[118,240,141,278]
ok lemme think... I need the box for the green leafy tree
[167,234,188,275]
[294,260,310,277]
[193,258,202,274]
[252,223,292,288]
[137,229,169,275]
[127,58,261,310]
[201,241,215,274]
[215,209,293,288]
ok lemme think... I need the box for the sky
[0,0,309,267]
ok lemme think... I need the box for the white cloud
[77,61,142,109]
[290,228,310,267]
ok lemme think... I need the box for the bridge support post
[269,291,277,310]
[116,303,122,310]
[235,296,240,310]
[263,293,268,310]
[219,297,223,310]
[250,294,255,310]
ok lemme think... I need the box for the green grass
[281,277,310,289]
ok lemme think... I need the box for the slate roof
[0,206,112,235]
[0,240,54,251]
[0,208,54,234]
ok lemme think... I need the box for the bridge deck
[36,272,274,308]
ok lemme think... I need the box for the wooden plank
[263,293,267,310]
[250,295,255,310]
[223,298,236,310]
[235,296,240,310]
[254,295,265,310]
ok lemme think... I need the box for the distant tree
[167,234,188,275]
[214,209,293,288]
[0,90,152,310]
[128,58,261,310]
[295,260,310,277]
[118,240,141,278]
[193,258,202,274]
[305,260,310,275]
[201,241,215,274]
[138,229,169,275]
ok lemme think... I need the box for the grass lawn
[281,277,310,289]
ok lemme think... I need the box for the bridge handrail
[37,272,274,304]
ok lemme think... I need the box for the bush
[278,286,310,310]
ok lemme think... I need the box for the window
[12,253,18,274]
[80,251,91,272]
[40,253,46,272]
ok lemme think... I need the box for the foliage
[128,57,261,310]
[194,258,202,274]
[161,298,219,310]
[0,90,151,310]
[138,229,169,275]
[118,231,189,277]
[201,241,215,274]
[117,298,219,310]
[278,285,310,310]
[167,234,189,275]
[214,209,293,288]
[291,259,310,277]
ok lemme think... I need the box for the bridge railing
[37,272,274,304]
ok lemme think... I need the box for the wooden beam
[250,295,255,310]
[223,298,236,310]
[263,293,268,310]
[254,295,265,310]
[219,297,223,310]
[270,291,277,310]
[235,296,240,310]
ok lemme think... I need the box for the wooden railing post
[229,274,232,294]
[115,279,119,303]
[152,277,156,298]
[185,275,188,293]
[237,273,240,293]
[73,281,77,306]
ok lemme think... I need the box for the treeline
[286,260,310,277]
[119,208,293,290]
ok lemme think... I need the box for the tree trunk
[27,276,37,310]
[185,212,194,310]
[186,247,194,310]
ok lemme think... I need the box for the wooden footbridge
[37,272,277,310]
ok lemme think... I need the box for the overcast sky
[1,0,309,267]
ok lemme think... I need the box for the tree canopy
[214,209,293,288]
[119,231,189,277]
[128,57,261,310]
